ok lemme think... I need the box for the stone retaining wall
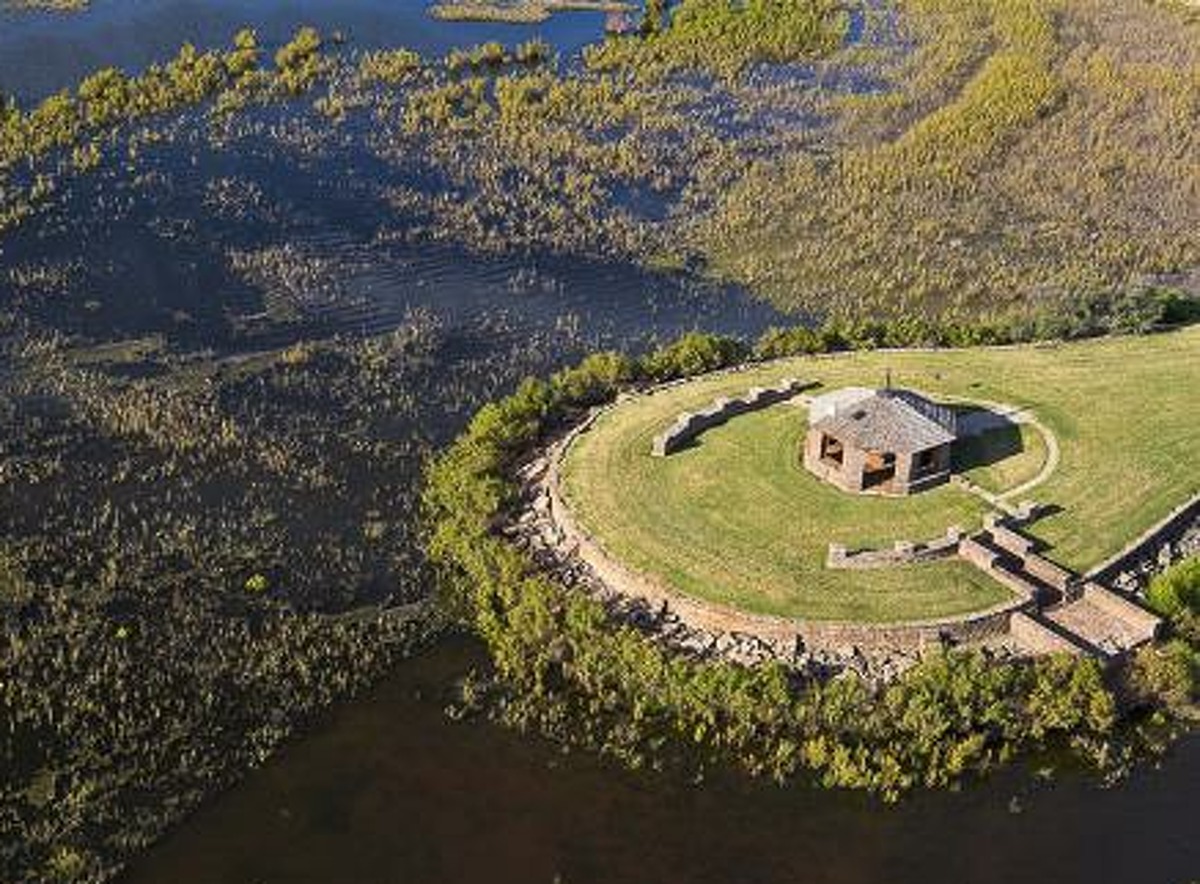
[827,526,963,569]
[1023,554,1077,597]
[1009,611,1085,656]
[652,377,810,456]
[1085,492,1200,584]
[979,517,1079,597]
[1080,582,1163,642]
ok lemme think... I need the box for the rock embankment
[504,451,933,684]
[1087,493,1200,595]
[504,394,1026,684]
[502,389,1193,683]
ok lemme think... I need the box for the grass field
[561,327,1200,622]
[954,422,1047,494]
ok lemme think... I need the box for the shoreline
[502,354,1194,680]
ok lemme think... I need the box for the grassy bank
[564,327,1200,624]
[563,393,1008,621]
[422,324,1199,801]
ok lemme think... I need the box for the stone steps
[1041,584,1162,658]
[960,518,1162,660]
[1009,611,1094,657]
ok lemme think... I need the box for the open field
[562,327,1200,621]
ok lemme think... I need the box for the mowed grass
[561,327,1200,622]
[954,422,1047,494]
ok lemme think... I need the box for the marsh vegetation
[3,0,1196,322]
[0,0,1197,880]
[429,0,632,24]
[0,0,87,11]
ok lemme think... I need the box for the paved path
[999,411,1060,502]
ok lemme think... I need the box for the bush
[639,331,747,381]
[514,39,552,67]
[1146,556,1200,620]
[753,325,826,359]
[274,27,324,93]
[359,48,423,84]
[1125,640,1198,709]
[225,28,260,79]
[1156,288,1200,327]
[420,329,1190,800]
[550,351,635,407]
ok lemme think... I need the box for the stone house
[802,387,957,495]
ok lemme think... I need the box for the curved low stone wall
[826,526,964,569]
[651,377,810,456]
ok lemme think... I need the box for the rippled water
[0,90,784,358]
[1,4,1196,883]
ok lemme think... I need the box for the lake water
[126,637,1200,884]
[0,3,1195,883]
[0,0,608,100]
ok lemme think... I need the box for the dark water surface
[2,4,1197,883]
[126,637,1200,884]
[0,0,608,100]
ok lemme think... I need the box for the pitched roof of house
[810,388,956,453]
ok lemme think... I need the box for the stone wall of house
[801,429,856,491]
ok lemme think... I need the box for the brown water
[126,637,1200,884]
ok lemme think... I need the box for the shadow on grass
[951,406,1024,473]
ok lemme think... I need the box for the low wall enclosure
[527,374,1166,669]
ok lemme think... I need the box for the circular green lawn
[561,375,1014,623]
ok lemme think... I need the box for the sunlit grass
[563,327,1200,620]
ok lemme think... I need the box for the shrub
[1025,654,1116,739]
[639,331,747,381]
[1125,640,1198,710]
[514,38,551,67]
[359,48,423,84]
[274,26,324,93]
[225,28,260,79]
[753,325,826,359]
[1147,556,1200,620]
[1155,288,1200,327]
[550,351,635,407]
